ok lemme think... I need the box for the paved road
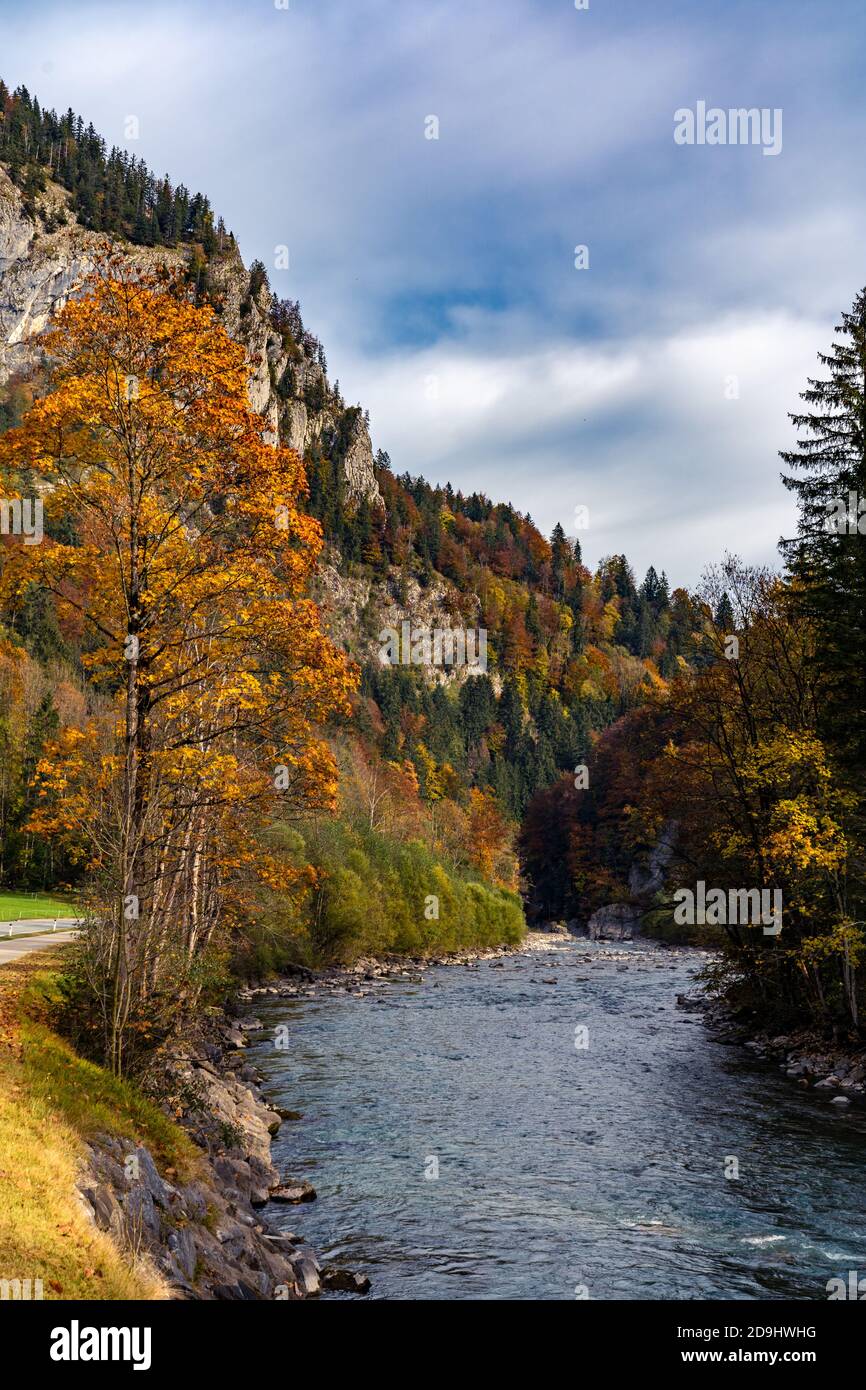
[0,917,80,938]
[0,926,77,964]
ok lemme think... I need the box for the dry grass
[0,948,198,1300]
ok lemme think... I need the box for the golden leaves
[1,257,356,926]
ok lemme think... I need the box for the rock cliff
[584,820,679,941]
[0,162,381,509]
[0,160,502,691]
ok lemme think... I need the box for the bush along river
[243,937,866,1300]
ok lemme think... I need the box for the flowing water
[247,939,866,1300]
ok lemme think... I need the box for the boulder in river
[322,1266,371,1295]
[290,1253,322,1296]
[587,902,642,941]
[269,1179,317,1204]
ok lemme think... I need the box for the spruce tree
[550,522,571,596]
[714,591,734,633]
[781,287,866,760]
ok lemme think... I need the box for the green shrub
[248,818,525,966]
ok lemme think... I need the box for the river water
[248,939,866,1300]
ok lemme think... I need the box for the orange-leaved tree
[0,255,355,1072]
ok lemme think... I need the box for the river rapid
[248,938,866,1300]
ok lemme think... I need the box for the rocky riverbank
[76,1012,353,1300]
[680,994,866,1107]
[236,930,567,1009]
[75,934,560,1300]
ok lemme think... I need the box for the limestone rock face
[314,561,485,687]
[0,163,381,510]
[0,167,96,380]
[342,410,378,505]
[0,165,188,384]
[282,397,309,454]
[628,819,679,899]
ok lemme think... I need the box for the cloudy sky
[4,0,865,585]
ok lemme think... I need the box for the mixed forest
[0,81,864,1082]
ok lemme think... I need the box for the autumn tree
[464,788,518,890]
[0,257,354,1072]
[640,560,858,1030]
[340,739,425,840]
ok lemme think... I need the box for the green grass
[0,891,79,921]
[18,965,202,1179]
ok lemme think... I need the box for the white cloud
[341,309,824,583]
[2,0,861,586]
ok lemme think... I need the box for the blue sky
[3,0,866,584]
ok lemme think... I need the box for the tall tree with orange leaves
[0,256,355,1072]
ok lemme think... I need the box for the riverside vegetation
[0,82,865,1299]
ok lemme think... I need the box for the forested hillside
[1,79,864,1064]
[0,79,227,249]
[0,84,705,910]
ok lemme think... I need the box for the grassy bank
[0,948,199,1300]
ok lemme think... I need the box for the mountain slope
[0,80,706,947]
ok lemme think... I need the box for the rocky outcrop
[628,819,679,899]
[0,166,190,384]
[0,163,381,510]
[587,902,641,941]
[0,184,81,377]
[341,411,380,506]
[76,1018,327,1301]
[584,821,680,941]
[314,561,485,686]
